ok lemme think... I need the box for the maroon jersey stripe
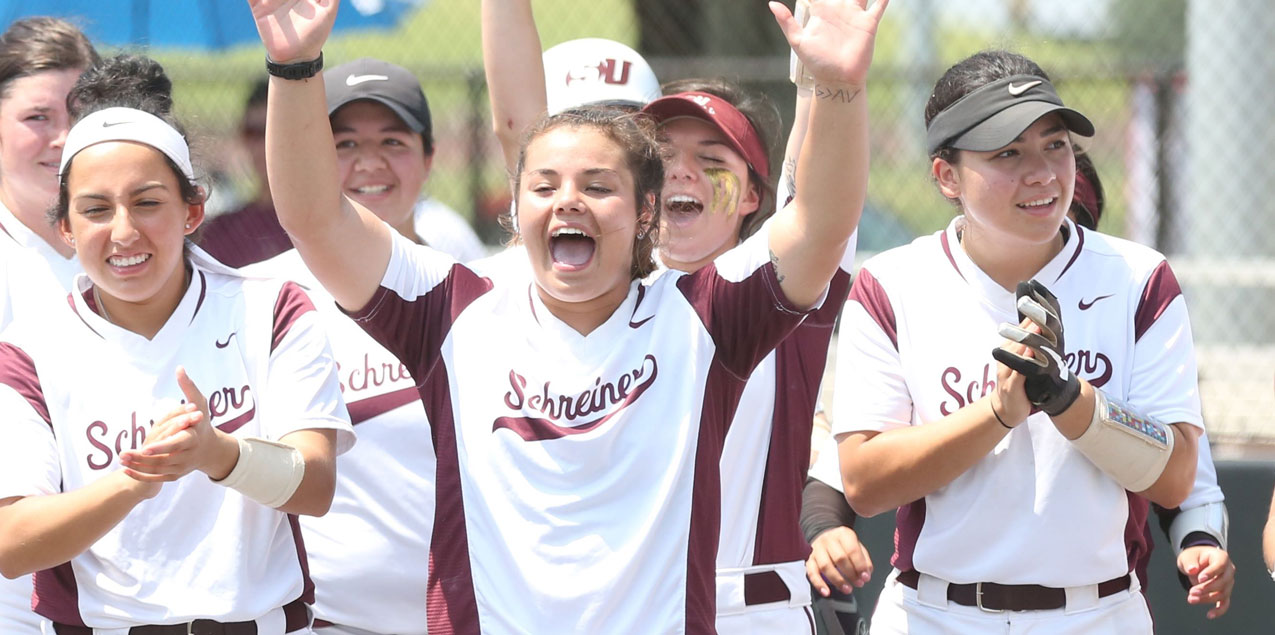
[848,268,898,351]
[1123,490,1151,581]
[751,267,852,566]
[32,562,83,626]
[347,386,421,426]
[425,372,480,634]
[1055,225,1087,281]
[687,361,734,634]
[0,342,51,427]
[1133,261,1182,342]
[939,231,966,281]
[891,499,927,573]
[272,281,317,353]
[287,513,315,604]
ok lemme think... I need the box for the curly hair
[52,54,203,227]
[514,106,665,280]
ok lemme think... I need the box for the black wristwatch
[266,52,324,80]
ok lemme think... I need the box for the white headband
[59,107,194,182]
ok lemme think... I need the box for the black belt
[744,569,791,606]
[897,569,1131,612]
[53,598,309,635]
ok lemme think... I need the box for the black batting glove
[991,280,1081,416]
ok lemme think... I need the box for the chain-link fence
[23,0,1271,448]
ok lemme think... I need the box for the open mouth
[351,184,392,196]
[664,194,704,223]
[549,227,596,269]
[107,253,151,269]
[1016,196,1057,212]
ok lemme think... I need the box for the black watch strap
[266,52,324,80]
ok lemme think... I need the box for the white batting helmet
[542,38,662,115]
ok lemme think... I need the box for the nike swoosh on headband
[1007,80,1043,96]
[101,120,130,127]
[346,74,389,86]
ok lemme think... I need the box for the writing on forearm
[815,85,861,104]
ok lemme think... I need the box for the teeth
[667,195,701,206]
[552,227,588,238]
[1020,197,1054,207]
[354,185,390,194]
[109,254,149,267]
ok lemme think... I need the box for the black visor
[925,74,1094,155]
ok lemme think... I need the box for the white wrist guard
[1071,389,1174,493]
[788,0,815,94]
[1169,501,1229,554]
[214,437,305,508]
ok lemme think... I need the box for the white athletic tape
[788,0,815,94]
[1070,389,1173,493]
[1169,501,1229,554]
[214,437,305,508]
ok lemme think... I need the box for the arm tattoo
[770,249,786,283]
[782,158,798,206]
[814,85,861,104]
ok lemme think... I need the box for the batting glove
[991,280,1081,416]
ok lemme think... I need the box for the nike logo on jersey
[215,332,237,348]
[1007,80,1042,96]
[495,355,658,441]
[1078,294,1113,310]
[346,73,389,86]
[628,316,653,329]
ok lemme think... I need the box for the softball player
[0,64,353,631]
[244,56,489,635]
[1070,155,1234,618]
[250,0,882,631]
[833,50,1202,633]
[0,17,99,633]
[481,3,876,629]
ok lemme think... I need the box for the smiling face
[331,100,431,238]
[60,141,202,325]
[0,68,81,223]
[518,125,648,315]
[657,116,759,272]
[934,113,1075,251]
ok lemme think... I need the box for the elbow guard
[1070,389,1174,493]
[1169,501,1229,554]
[213,437,306,508]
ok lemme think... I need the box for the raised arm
[249,0,393,311]
[767,0,887,309]
[482,0,547,171]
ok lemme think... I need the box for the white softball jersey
[349,226,811,634]
[0,200,79,291]
[0,205,83,634]
[713,236,854,633]
[249,249,434,635]
[832,216,1203,589]
[0,254,353,629]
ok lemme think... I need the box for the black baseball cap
[324,58,431,136]
[925,74,1093,155]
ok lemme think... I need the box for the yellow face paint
[704,167,741,216]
